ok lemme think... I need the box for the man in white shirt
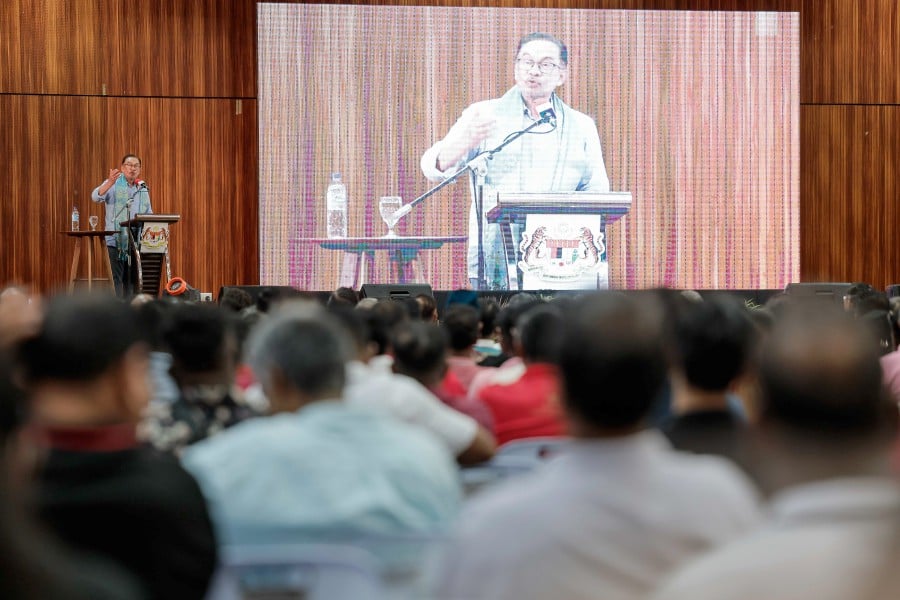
[654,305,900,600]
[435,293,761,600]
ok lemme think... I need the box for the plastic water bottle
[71,206,80,231]
[326,172,348,238]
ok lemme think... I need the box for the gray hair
[244,302,350,398]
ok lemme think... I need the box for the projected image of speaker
[360,284,434,300]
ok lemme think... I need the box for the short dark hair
[518,304,564,364]
[760,306,889,436]
[442,304,480,351]
[673,298,754,392]
[18,293,142,382]
[496,294,542,348]
[478,298,501,339]
[517,32,568,66]
[416,294,437,322]
[327,287,359,308]
[560,293,666,429]
[121,154,141,166]
[219,287,254,312]
[391,321,448,383]
[163,303,237,374]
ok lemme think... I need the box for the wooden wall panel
[801,105,900,287]
[0,0,255,98]
[0,95,258,295]
[0,0,102,95]
[802,0,900,104]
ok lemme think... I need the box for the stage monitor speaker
[360,283,434,300]
[784,282,853,306]
[886,284,900,298]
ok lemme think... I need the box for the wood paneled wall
[3,0,899,292]
[0,0,258,296]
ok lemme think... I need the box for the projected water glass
[88,215,100,231]
[379,196,403,238]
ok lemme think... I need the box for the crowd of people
[1,281,899,599]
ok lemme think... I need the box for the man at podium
[421,32,610,290]
[91,154,153,297]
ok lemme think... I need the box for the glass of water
[88,215,100,231]
[378,196,403,238]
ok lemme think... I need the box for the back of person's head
[327,286,359,308]
[0,354,26,448]
[163,302,237,375]
[478,297,501,339]
[327,304,371,360]
[396,296,423,321]
[496,294,542,352]
[18,293,142,383]
[517,303,565,364]
[245,304,349,405]
[219,287,254,313]
[366,299,410,355]
[133,298,175,351]
[416,294,438,322]
[442,304,480,352]
[673,297,755,392]
[844,282,890,316]
[391,321,448,386]
[560,293,666,431]
[759,305,890,440]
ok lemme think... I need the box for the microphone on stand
[537,102,557,127]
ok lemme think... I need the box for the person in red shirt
[477,303,566,444]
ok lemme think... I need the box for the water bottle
[326,172,348,238]
[71,206,80,231]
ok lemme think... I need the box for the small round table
[62,230,117,293]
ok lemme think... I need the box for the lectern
[120,214,181,296]
[487,192,632,290]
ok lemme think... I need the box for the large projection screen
[258,4,799,291]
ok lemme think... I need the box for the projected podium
[487,192,631,290]
[120,214,180,296]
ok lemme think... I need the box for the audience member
[655,305,900,600]
[476,303,566,444]
[0,354,144,600]
[436,293,760,600]
[391,320,494,431]
[474,297,502,357]
[332,305,496,464]
[18,293,217,599]
[326,285,359,308]
[416,293,438,322]
[182,303,461,545]
[467,294,541,390]
[442,304,487,391]
[141,302,262,453]
[659,297,756,473]
[133,299,180,406]
[218,287,254,313]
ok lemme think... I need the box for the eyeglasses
[122,163,141,169]
[515,58,561,74]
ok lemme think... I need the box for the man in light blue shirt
[422,33,610,290]
[182,303,461,546]
[91,154,152,297]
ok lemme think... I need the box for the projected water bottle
[326,172,348,238]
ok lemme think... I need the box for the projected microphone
[537,102,556,126]
[393,203,413,220]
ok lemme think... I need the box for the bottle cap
[331,172,341,182]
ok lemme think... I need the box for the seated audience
[654,305,900,600]
[467,294,541,392]
[133,299,180,406]
[217,287,254,313]
[476,303,567,444]
[416,293,438,323]
[182,303,461,545]
[333,306,496,464]
[391,320,494,431]
[474,297,502,357]
[436,293,760,600]
[659,297,756,473]
[326,285,360,308]
[441,304,487,391]
[18,293,217,599]
[141,302,262,454]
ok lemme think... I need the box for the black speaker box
[783,282,853,305]
[217,285,299,304]
[359,283,434,300]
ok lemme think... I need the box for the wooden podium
[487,192,632,290]
[120,214,180,296]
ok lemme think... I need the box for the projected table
[298,236,467,289]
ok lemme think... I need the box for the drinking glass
[378,196,403,238]
[88,215,100,231]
